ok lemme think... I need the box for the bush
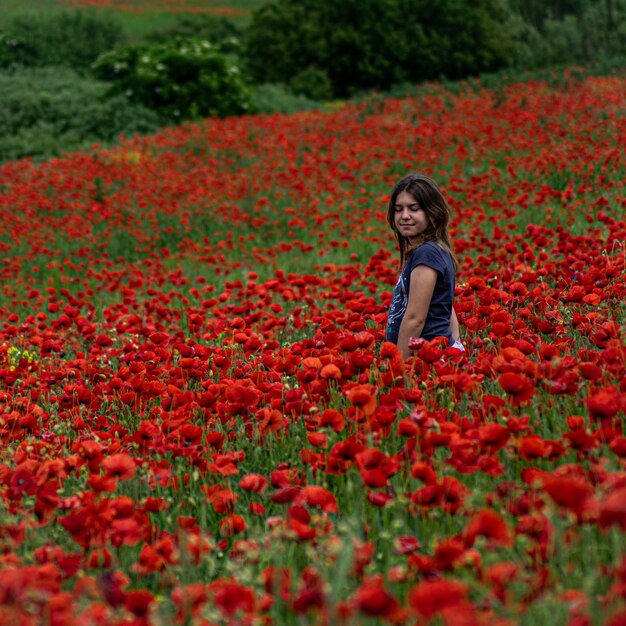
[92,38,253,122]
[250,83,320,114]
[289,67,333,101]
[0,67,160,162]
[243,0,514,98]
[0,9,125,72]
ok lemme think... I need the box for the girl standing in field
[385,173,463,359]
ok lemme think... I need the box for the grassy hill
[0,0,269,37]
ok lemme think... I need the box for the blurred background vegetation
[0,0,624,163]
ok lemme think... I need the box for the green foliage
[243,0,514,98]
[404,0,516,80]
[92,38,253,122]
[243,0,404,98]
[289,66,333,101]
[146,14,244,54]
[250,83,320,114]
[506,0,626,67]
[0,9,125,72]
[0,67,160,163]
[0,0,622,168]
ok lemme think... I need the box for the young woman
[385,173,463,359]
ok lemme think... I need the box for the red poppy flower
[578,362,603,381]
[319,408,345,432]
[409,578,468,618]
[518,435,551,461]
[102,454,136,481]
[202,485,238,514]
[292,567,325,614]
[219,514,246,537]
[432,537,470,571]
[587,387,620,420]
[380,341,401,359]
[394,536,421,555]
[286,506,316,541]
[296,485,338,513]
[125,589,154,618]
[133,544,165,574]
[320,363,342,379]
[354,576,400,619]
[610,436,626,458]
[257,407,287,436]
[498,372,536,406]
[541,472,593,504]
[487,561,519,603]
[345,384,377,416]
[464,509,513,547]
[307,432,327,448]
[211,580,256,617]
[478,422,510,452]
[598,487,626,531]
[410,462,438,485]
[239,473,268,493]
[366,490,393,507]
[226,383,261,409]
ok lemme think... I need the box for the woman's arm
[450,306,460,342]
[397,265,437,359]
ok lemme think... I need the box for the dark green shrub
[0,10,125,72]
[92,38,253,122]
[0,67,160,163]
[289,67,332,101]
[250,83,320,114]
[243,0,514,98]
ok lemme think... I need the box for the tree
[243,0,513,98]
[398,0,515,80]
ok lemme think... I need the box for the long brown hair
[387,173,457,270]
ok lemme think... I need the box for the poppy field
[0,69,625,625]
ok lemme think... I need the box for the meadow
[0,65,625,626]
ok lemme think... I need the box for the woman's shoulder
[412,240,450,259]
[407,241,453,273]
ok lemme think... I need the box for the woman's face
[393,191,429,245]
